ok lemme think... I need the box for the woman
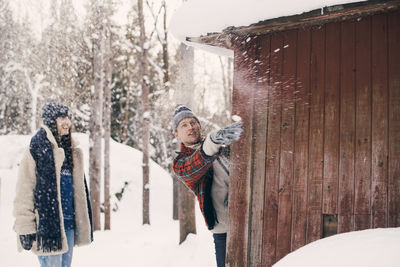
[13,102,93,267]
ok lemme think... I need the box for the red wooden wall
[227,9,400,267]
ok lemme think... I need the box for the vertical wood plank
[354,16,372,231]
[248,35,267,267]
[276,29,296,260]
[291,27,310,251]
[371,13,388,228]
[261,32,282,267]
[388,10,400,227]
[226,38,253,267]
[307,25,325,243]
[323,22,340,217]
[338,19,356,233]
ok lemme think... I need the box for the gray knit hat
[172,105,199,132]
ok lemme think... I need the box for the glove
[210,121,243,145]
[19,234,36,250]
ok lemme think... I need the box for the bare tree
[103,1,113,230]
[175,43,196,242]
[138,0,150,225]
[219,56,233,116]
[3,64,45,133]
[159,0,179,221]
[146,0,169,91]
[145,0,177,220]
[161,0,169,92]
[89,0,104,231]
[178,181,196,244]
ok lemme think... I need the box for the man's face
[174,117,201,146]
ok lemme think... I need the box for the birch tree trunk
[89,1,104,231]
[138,0,150,225]
[103,15,112,231]
[162,0,169,92]
[122,88,130,143]
[175,43,196,242]
[219,56,233,118]
[158,0,178,221]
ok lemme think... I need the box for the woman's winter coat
[13,125,93,256]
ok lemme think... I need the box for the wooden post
[371,13,388,229]
[322,22,340,230]
[307,25,325,241]
[388,10,400,227]
[226,38,253,267]
[248,36,267,267]
[354,16,372,231]
[291,27,311,252]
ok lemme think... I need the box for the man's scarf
[29,128,62,252]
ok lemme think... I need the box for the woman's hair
[42,102,73,170]
[47,116,74,171]
[58,132,74,171]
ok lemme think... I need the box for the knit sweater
[60,168,75,230]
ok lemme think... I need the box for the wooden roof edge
[187,0,400,49]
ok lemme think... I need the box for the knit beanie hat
[172,105,199,132]
[42,102,70,128]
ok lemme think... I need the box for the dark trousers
[213,233,227,267]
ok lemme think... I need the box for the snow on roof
[169,0,367,56]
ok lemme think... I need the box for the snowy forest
[0,0,233,232]
[0,0,232,160]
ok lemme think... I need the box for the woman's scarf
[29,128,62,252]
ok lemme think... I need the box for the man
[172,105,243,267]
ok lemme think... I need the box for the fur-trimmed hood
[13,125,93,256]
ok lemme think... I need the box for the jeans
[213,233,227,267]
[38,229,75,267]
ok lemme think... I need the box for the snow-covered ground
[1,133,399,267]
[0,133,215,267]
[275,227,400,267]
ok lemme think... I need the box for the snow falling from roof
[169,0,367,56]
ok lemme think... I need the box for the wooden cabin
[187,0,400,266]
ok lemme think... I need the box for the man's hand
[19,234,36,250]
[210,121,243,145]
